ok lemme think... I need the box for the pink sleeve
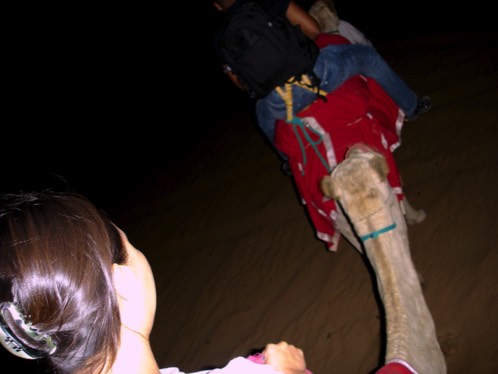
[207,357,284,373]
[247,353,313,374]
[161,357,284,374]
[160,354,314,374]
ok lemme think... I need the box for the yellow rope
[275,74,327,121]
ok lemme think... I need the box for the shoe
[309,0,339,33]
[281,161,292,177]
[405,96,432,122]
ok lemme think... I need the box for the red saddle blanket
[274,75,406,252]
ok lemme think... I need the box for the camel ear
[320,175,340,198]
[370,153,389,180]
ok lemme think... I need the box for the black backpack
[219,0,320,99]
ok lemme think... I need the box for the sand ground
[110,31,498,373]
[2,31,497,373]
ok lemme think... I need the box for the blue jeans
[256,44,418,159]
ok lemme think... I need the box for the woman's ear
[111,257,157,338]
[112,263,134,299]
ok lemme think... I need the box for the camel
[271,5,446,370]
[320,144,446,374]
[273,81,446,372]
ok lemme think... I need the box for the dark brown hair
[0,191,126,373]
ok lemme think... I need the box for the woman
[0,191,308,374]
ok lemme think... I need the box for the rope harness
[359,223,397,242]
[275,76,331,175]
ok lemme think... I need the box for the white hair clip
[0,302,57,359]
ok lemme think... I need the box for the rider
[212,0,431,163]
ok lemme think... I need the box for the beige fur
[321,144,446,373]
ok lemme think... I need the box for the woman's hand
[263,341,307,374]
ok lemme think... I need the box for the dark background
[3,0,496,209]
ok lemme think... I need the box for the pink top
[160,356,417,373]
[159,355,306,374]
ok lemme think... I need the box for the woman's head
[0,191,126,373]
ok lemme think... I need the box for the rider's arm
[285,0,320,40]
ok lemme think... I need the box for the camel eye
[366,188,378,199]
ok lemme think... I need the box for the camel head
[320,145,390,222]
